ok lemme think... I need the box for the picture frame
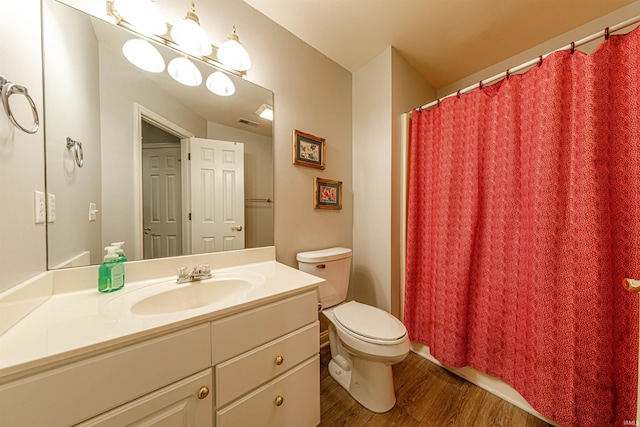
[314,177,342,210]
[293,129,325,169]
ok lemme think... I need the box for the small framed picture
[293,129,325,169]
[314,177,342,210]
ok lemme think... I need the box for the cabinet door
[76,369,212,427]
[1,324,211,427]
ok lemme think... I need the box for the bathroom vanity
[0,248,322,426]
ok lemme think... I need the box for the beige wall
[352,48,393,309]
[352,47,434,314]
[390,50,437,316]
[0,0,46,293]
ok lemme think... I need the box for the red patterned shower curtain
[405,27,640,427]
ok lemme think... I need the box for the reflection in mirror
[43,0,274,269]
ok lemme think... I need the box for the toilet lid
[333,301,406,342]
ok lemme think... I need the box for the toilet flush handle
[316,264,326,269]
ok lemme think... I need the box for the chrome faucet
[176,264,212,283]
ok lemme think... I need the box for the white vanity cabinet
[0,288,321,427]
[0,324,212,427]
[212,290,320,427]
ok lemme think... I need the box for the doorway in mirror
[141,120,183,259]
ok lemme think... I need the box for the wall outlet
[47,194,56,223]
[34,191,45,224]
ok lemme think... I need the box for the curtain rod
[415,15,640,111]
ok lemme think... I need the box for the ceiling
[243,0,636,89]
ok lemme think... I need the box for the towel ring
[66,137,84,168]
[0,75,39,134]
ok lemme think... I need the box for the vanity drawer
[211,290,317,364]
[0,323,211,427]
[215,321,319,407]
[216,355,320,427]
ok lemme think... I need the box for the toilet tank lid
[296,247,352,263]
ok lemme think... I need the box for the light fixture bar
[106,0,243,77]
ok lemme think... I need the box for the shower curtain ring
[456,90,461,98]
[538,56,543,67]
[605,27,610,40]
[570,42,575,54]
[506,69,510,80]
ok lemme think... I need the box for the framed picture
[293,129,325,169]
[314,177,342,210]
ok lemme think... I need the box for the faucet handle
[177,266,189,280]
[200,263,211,275]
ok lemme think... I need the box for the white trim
[181,138,191,255]
[399,113,410,323]
[132,104,195,260]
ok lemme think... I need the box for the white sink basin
[97,271,266,317]
[130,277,254,315]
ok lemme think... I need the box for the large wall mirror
[43,0,274,269]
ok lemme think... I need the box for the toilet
[297,247,410,413]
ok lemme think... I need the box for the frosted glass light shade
[217,28,251,72]
[122,39,165,73]
[170,16,212,56]
[168,57,202,86]
[113,0,167,36]
[206,72,235,96]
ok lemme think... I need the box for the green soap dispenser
[99,246,125,293]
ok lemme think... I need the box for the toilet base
[328,357,396,413]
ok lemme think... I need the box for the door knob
[231,225,243,231]
[144,227,152,235]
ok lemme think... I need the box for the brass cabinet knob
[275,355,284,365]
[275,395,284,406]
[197,386,210,399]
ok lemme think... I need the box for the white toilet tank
[297,247,352,309]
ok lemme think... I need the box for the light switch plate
[47,194,56,223]
[34,191,45,224]
[89,202,98,221]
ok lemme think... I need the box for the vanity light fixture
[122,39,165,73]
[206,71,236,96]
[112,0,167,36]
[255,103,273,121]
[217,25,252,72]
[170,1,213,57]
[168,57,202,86]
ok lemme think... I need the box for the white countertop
[0,259,322,382]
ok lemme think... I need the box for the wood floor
[319,346,553,427]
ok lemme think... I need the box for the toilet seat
[332,301,407,345]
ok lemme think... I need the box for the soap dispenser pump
[111,241,128,262]
[99,246,125,293]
